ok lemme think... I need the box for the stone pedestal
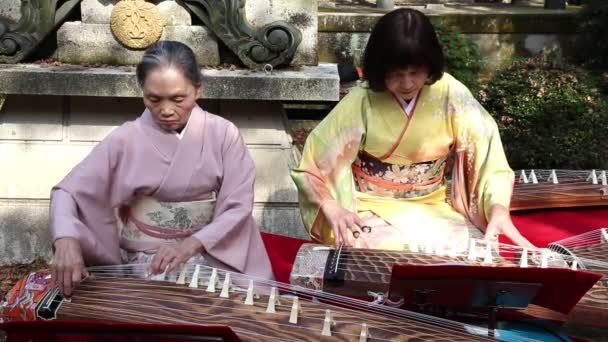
[81,0,192,26]
[56,0,318,67]
[55,0,218,66]
[55,22,220,66]
[0,0,20,24]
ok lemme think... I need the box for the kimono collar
[394,91,420,117]
[139,106,205,161]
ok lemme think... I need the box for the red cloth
[0,321,241,342]
[509,207,608,247]
[260,232,308,283]
[261,207,608,283]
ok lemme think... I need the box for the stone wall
[318,6,580,79]
[0,95,310,265]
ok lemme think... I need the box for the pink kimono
[50,106,274,280]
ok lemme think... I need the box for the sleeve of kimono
[290,87,368,242]
[50,128,133,265]
[448,77,514,229]
[191,123,256,271]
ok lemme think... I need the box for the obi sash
[117,193,216,262]
[352,151,447,198]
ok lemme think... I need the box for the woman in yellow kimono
[292,8,535,251]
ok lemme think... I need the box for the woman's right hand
[321,201,366,247]
[51,237,89,297]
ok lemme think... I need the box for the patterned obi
[117,193,216,263]
[352,151,447,198]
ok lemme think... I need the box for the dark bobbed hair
[136,40,203,88]
[362,8,444,91]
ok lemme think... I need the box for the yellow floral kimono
[291,73,514,252]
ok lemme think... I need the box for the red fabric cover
[0,321,241,342]
[261,207,608,283]
[509,207,608,247]
[260,232,308,283]
[389,264,602,314]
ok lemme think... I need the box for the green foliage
[481,54,608,169]
[433,20,481,94]
[574,0,608,72]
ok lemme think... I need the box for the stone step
[0,63,339,101]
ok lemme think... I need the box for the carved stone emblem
[110,0,164,49]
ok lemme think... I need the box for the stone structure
[0,0,326,265]
[82,0,191,25]
[55,22,220,65]
[243,0,318,66]
[109,0,165,49]
[0,1,586,267]
[0,63,337,264]
[0,0,81,63]
[52,0,315,68]
[0,0,21,23]
[56,0,219,66]
[318,5,579,80]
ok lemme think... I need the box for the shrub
[575,0,608,72]
[481,54,608,169]
[433,20,482,94]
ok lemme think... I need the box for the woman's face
[384,65,429,100]
[142,66,202,132]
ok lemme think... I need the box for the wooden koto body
[510,169,608,211]
[2,264,496,341]
[446,169,608,211]
[290,233,608,329]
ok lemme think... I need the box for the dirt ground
[0,258,48,298]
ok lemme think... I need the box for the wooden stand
[387,264,601,338]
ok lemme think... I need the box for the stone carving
[0,0,81,63]
[179,0,301,69]
[110,0,164,49]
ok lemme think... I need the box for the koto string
[67,283,476,340]
[81,230,608,332]
[84,266,476,327]
[82,264,494,335]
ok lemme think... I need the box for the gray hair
[136,41,203,88]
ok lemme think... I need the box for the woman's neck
[175,125,186,134]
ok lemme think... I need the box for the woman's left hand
[148,237,204,275]
[485,205,537,249]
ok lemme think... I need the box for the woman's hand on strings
[51,237,89,297]
[321,201,366,247]
[148,237,204,275]
[485,205,537,249]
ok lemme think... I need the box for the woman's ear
[195,83,204,99]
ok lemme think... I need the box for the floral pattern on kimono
[291,73,514,250]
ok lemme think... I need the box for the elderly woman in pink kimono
[50,41,274,296]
